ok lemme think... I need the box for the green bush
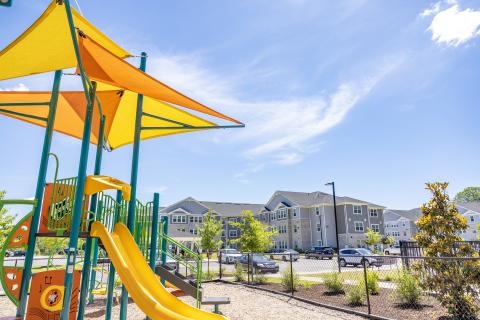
[280,268,299,292]
[324,272,344,294]
[366,271,380,295]
[253,273,267,284]
[394,269,422,306]
[202,270,216,280]
[383,274,394,282]
[347,285,365,306]
[234,262,245,282]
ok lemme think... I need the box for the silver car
[218,248,242,264]
[339,248,383,267]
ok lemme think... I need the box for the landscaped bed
[243,281,452,320]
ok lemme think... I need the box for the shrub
[202,270,216,280]
[366,271,380,295]
[253,273,267,284]
[394,269,422,306]
[324,272,344,294]
[383,274,394,282]
[234,262,245,282]
[302,281,314,290]
[280,268,299,292]
[347,285,365,306]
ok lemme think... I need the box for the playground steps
[155,264,202,300]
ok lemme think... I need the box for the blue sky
[1,0,480,216]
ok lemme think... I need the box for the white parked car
[218,249,242,264]
[383,245,401,255]
[339,248,383,267]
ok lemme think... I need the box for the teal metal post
[60,82,97,320]
[77,116,105,319]
[105,190,123,320]
[160,216,168,286]
[149,193,160,269]
[16,70,63,318]
[121,52,147,320]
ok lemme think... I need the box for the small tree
[198,210,222,274]
[229,210,277,253]
[364,228,381,250]
[415,182,480,319]
[454,186,480,203]
[381,235,396,247]
[0,191,15,249]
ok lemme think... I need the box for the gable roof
[456,202,480,213]
[384,208,422,222]
[268,191,385,208]
[199,201,265,218]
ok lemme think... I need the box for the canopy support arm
[140,124,245,130]
[0,108,48,122]
[0,102,50,107]
[142,111,194,128]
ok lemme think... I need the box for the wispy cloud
[421,0,480,46]
[0,83,29,91]
[147,53,401,172]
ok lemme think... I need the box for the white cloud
[422,1,480,46]
[0,83,29,91]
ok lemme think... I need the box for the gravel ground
[0,282,362,320]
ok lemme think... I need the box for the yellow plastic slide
[90,221,227,320]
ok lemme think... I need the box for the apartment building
[257,191,385,250]
[456,202,480,241]
[159,197,264,249]
[383,209,422,244]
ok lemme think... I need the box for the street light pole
[325,182,341,272]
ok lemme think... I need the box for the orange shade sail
[78,34,242,125]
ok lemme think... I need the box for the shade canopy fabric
[0,90,217,149]
[0,1,130,81]
[78,34,241,124]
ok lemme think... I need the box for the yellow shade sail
[0,89,217,150]
[78,34,241,124]
[0,1,130,81]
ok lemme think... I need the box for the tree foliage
[381,235,396,246]
[229,210,277,253]
[198,210,223,273]
[454,186,480,203]
[414,182,480,319]
[0,190,15,249]
[364,228,382,248]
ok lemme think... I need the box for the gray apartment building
[383,209,422,245]
[159,197,265,250]
[257,191,386,250]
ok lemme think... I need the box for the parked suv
[383,245,401,255]
[339,248,383,267]
[218,248,242,264]
[237,254,279,274]
[269,249,299,261]
[305,246,334,260]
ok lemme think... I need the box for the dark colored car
[237,254,279,274]
[12,250,26,257]
[305,246,334,260]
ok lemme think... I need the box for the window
[277,240,287,249]
[470,216,475,223]
[189,216,203,223]
[176,228,186,232]
[369,209,378,217]
[277,209,287,220]
[278,225,287,234]
[392,231,400,237]
[189,229,198,235]
[317,240,323,245]
[229,230,238,237]
[293,225,298,233]
[403,231,407,236]
[172,215,186,223]
[371,224,380,233]
[354,221,364,232]
[315,207,320,215]
[317,223,322,232]
[353,205,362,214]
[293,208,298,217]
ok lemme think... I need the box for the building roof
[270,190,385,208]
[199,201,265,218]
[456,202,480,213]
[384,208,422,222]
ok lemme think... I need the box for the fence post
[219,251,222,280]
[362,260,371,315]
[247,253,251,284]
[290,252,294,296]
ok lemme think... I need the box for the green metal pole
[15,70,62,319]
[60,82,97,320]
[77,116,105,319]
[105,190,123,320]
[121,52,147,320]
[149,193,160,270]
[160,216,168,286]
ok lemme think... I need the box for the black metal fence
[209,252,480,320]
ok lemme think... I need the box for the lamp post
[325,182,341,272]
